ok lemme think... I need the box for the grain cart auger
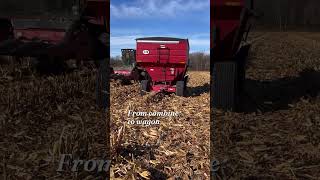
[211,0,255,111]
[135,37,190,96]
[0,0,109,109]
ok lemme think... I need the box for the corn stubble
[0,65,108,179]
[111,71,210,179]
[3,32,319,179]
[213,32,320,179]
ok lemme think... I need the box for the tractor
[212,0,255,111]
[0,0,109,109]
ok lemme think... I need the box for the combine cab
[135,37,189,96]
[211,0,254,110]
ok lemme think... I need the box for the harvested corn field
[0,63,108,179]
[213,32,320,179]
[111,71,210,179]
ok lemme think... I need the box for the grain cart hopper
[212,0,255,110]
[136,37,189,96]
[0,0,109,109]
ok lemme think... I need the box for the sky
[110,0,210,57]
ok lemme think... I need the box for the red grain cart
[212,0,255,110]
[136,37,189,96]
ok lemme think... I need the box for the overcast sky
[110,0,210,57]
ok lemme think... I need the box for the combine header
[136,37,189,96]
[212,0,255,110]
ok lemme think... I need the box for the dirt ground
[110,71,210,179]
[213,32,320,179]
[0,63,108,179]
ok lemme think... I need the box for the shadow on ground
[239,69,320,113]
[187,83,210,97]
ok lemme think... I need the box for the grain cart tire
[213,62,238,111]
[176,81,185,97]
[141,80,149,96]
[96,59,108,109]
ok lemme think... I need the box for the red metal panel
[211,0,245,57]
[136,38,189,85]
[136,39,189,64]
[84,0,108,26]
[143,65,185,83]
[14,29,65,44]
[86,0,108,17]
[151,84,176,93]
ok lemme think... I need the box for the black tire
[213,62,238,111]
[176,81,185,97]
[140,80,149,96]
[96,59,109,109]
[36,56,67,75]
[0,18,13,41]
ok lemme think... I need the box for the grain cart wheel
[96,59,109,109]
[176,81,185,97]
[140,80,149,96]
[213,62,238,111]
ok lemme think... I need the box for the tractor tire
[213,62,238,111]
[36,56,67,75]
[140,80,149,96]
[176,81,185,97]
[96,59,109,109]
[0,18,13,41]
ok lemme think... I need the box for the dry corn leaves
[0,63,108,179]
[111,71,210,179]
[213,32,320,179]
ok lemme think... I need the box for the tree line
[253,0,320,30]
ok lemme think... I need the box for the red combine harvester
[136,37,189,96]
[0,0,109,108]
[212,0,255,110]
[0,0,108,60]
[111,49,136,80]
